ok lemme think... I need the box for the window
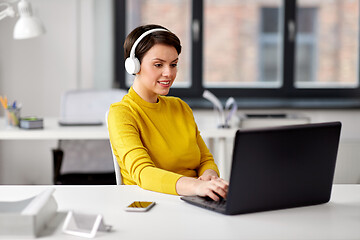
[260,7,282,85]
[296,1,359,88]
[203,1,283,88]
[295,7,317,84]
[115,0,360,107]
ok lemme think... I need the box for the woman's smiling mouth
[158,80,171,86]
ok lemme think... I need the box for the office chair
[105,110,122,185]
[53,89,127,185]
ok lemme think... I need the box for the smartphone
[125,201,156,212]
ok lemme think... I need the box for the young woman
[108,24,228,201]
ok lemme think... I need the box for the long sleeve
[196,125,220,177]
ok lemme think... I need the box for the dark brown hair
[124,24,182,63]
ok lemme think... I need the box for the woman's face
[134,43,179,103]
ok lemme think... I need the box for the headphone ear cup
[125,57,141,74]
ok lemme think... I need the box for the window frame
[114,0,360,108]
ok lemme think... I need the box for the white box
[0,188,57,238]
[239,113,310,129]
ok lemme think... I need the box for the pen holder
[5,107,21,127]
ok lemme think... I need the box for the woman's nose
[162,66,174,77]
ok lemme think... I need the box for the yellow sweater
[108,87,219,195]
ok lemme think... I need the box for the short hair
[124,24,182,64]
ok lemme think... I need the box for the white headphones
[125,28,168,75]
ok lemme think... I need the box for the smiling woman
[108,24,229,201]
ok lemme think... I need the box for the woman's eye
[154,64,162,67]
[171,63,178,68]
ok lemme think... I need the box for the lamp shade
[13,0,45,39]
[13,16,45,39]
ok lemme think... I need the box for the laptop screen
[225,121,341,214]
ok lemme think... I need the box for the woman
[108,24,228,201]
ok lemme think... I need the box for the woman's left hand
[198,169,219,181]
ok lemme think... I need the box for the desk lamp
[0,0,45,39]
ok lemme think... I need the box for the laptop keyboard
[199,196,227,208]
[180,195,228,213]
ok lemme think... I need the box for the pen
[0,96,8,110]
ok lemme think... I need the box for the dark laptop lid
[225,121,341,215]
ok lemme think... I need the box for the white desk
[0,118,108,140]
[0,117,237,180]
[0,184,359,240]
[0,117,236,140]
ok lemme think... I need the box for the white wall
[0,0,113,184]
[0,1,359,184]
[0,0,77,117]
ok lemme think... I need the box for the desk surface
[0,185,359,240]
[0,118,108,140]
[0,117,237,140]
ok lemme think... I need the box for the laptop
[58,118,103,126]
[181,121,341,215]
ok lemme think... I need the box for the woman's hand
[198,169,219,181]
[195,177,229,201]
[176,175,229,201]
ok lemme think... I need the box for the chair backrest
[60,89,126,123]
[59,89,127,174]
[106,110,123,185]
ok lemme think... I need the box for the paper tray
[0,188,57,237]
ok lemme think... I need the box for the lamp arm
[0,4,15,21]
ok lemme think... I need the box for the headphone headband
[129,28,168,58]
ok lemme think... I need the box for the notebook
[181,122,341,215]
